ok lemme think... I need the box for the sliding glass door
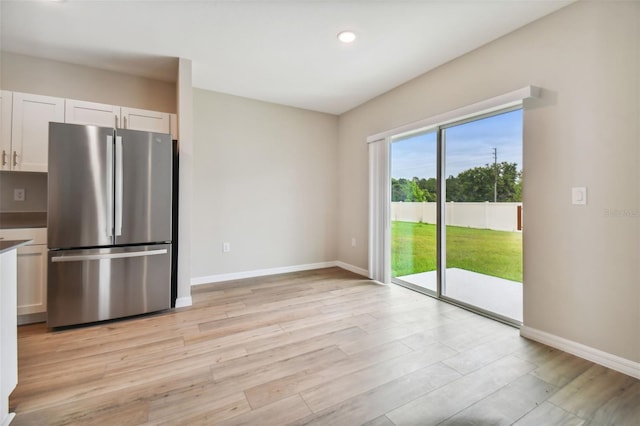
[390,130,438,295]
[389,108,523,324]
[442,109,523,322]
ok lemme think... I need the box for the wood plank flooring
[9,267,640,425]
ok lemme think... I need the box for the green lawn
[392,221,522,282]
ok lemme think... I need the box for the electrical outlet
[223,242,231,253]
[14,188,25,201]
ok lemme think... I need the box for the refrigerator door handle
[51,248,168,263]
[115,135,124,236]
[106,135,114,237]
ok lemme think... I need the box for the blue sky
[391,109,522,179]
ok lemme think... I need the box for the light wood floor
[10,267,640,425]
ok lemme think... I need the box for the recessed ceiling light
[337,31,357,44]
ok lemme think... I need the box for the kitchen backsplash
[0,171,47,212]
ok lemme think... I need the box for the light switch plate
[572,187,587,205]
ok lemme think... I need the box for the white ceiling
[1,0,573,114]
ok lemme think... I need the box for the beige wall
[192,89,339,278]
[0,52,176,113]
[338,1,640,362]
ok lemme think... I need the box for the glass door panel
[442,109,523,322]
[390,131,438,294]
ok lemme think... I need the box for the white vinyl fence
[391,202,523,232]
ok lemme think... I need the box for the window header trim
[366,86,540,144]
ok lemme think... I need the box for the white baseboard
[174,296,193,308]
[191,261,337,286]
[191,260,369,286]
[334,261,369,278]
[520,325,640,380]
[1,412,15,426]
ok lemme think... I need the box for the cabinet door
[0,250,18,421]
[121,106,171,134]
[0,91,12,171]
[11,92,65,172]
[16,244,47,315]
[65,99,121,128]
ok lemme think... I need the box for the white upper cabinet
[65,99,121,128]
[121,106,171,135]
[1,93,176,173]
[11,92,65,172]
[0,91,12,171]
[66,101,177,139]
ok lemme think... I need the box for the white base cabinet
[16,244,47,316]
[0,229,47,319]
[0,248,18,426]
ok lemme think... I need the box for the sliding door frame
[381,98,530,327]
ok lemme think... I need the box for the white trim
[174,296,192,308]
[520,326,640,380]
[367,86,541,143]
[335,261,369,278]
[1,413,15,426]
[368,138,392,284]
[191,261,339,286]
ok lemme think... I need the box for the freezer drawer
[47,244,171,327]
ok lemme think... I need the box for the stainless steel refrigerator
[47,122,173,328]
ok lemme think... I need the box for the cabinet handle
[123,116,127,129]
[115,115,119,128]
[13,151,18,167]
[1,150,6,166]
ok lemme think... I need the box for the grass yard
[392,221,522,282]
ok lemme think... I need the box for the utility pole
[492,147,498,202]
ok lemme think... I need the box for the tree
[392,162,521,203]
[391,178,428,202]
[410,179,426,202]
[497,162,522,202]
[416,177,437,201]
[447,162,521,202]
